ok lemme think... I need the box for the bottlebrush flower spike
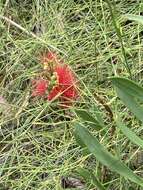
[48,64,78,103]
[32,51,79,106]
[32,79,48,97]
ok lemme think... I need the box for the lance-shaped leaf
[116,118,143,149]
[75,109,104,130]
[111,77,143,123]
[77,168,106,190]
[75,124,143,187]
[111,77,143,101]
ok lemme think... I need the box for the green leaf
[125,14,143,25]
[78,168,106,190]
[75,109,99,123]
[74,129,89,155]
[117,89,143,122]
[116,118,143,149]
[110,77,143,102]
[111,77,143,123]
[75,109,104,130]
[75,124,143,187]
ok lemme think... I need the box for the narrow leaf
[78,168,106,190]
[111,77,143,102]
[116,118,143,149]
[74,130,89,155]
[117,88,143,122]
[75,109,104,130]
[75,124,143,187]
[111,77,143,123]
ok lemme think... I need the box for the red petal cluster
[32,52,78,106]
[32,79,48,97]
[48,65,78,101]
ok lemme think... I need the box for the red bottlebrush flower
[48,86,61,101]
[32,51,79,107]
[32,79,48,97]
[48,64,78,103]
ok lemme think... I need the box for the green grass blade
[75,124,143,187]
[105,0,132,78]
[116,118,143,149]
[125,14,143,25]
[78,168,106,190]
